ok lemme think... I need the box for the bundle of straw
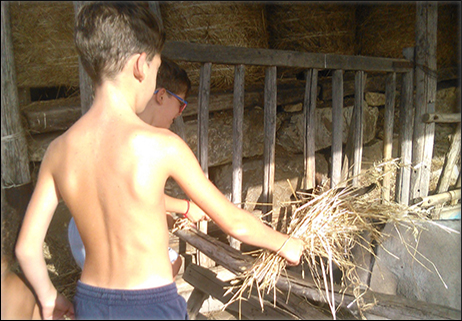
[223,159,452,319]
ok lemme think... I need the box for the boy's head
[156,57,192,100]
[74,2,165,86]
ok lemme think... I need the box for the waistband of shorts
[75,281,179,304]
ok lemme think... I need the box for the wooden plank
[416,189,461,207]
[395,48,415,205]
[330,70,343,188]
[1,1,31,188]
[197,62,213,268]
[262,66,277,222]
[422,113,461,123]
[383,72,397,202]
[183,264,298,320]
[303,69,318,189]
[410,2,438,202]
[352,71,365,186]
[186,288,209,320]
[163,41,413,73]
[230,64,245,250]
[436,123,461,194]
[73,1,93,115]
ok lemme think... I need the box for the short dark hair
[74,2,165,86]
[156,57,192,99]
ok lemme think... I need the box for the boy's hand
[41,292,75,320]
[278,237,305,266]
[185,201,210,223]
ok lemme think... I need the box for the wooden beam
[422,113,461,123]
[436,123,461,194]
[395,49,415,205]
[230,64,245,250]
[410,2,438,202]
[331,70,343,188]
[73,2,93,115]
[163,41,413,73]
[383,72,397,202]
[303,69,318,189]
[262,66,277,222]
[415,188,461,207]
[352,70,365,186]
[1,1,31,188]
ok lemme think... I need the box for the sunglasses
[154,89,188,113]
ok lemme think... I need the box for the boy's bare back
[48,101,178,289]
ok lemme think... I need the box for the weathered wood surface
[183,263,299,320]
[436,123,461,194]
[262,66,277,221]
[422,113,461,124]
[410,2,438,202]
[395,48,415,205]
[351,70,365,186]
[416,189,461,207]
[383,72,397,202]
[303,69,318,190]
[175,228,461,320]
[1,1,31,188]
[163,41,413,73]
[330,70,343,188]
[73,1,93,115]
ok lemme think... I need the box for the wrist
[183,199,190,219]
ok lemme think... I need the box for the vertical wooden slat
[262,66,277,222]
[73,1,93,115]
[410,2,438,202]
[331,70,344,188]
[303,69,318,190]
[383,72,397,202]
[197,62,213,267]
[1,1,31,188]
[230,64,245,249]
[395,51,414,205]
[436,123,461,194]
[351,71,365,186]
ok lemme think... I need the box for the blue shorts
[74,281,188,320]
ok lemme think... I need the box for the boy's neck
[91,81,139,116]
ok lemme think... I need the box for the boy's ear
[133,53,148,82]
[154,88,166,104]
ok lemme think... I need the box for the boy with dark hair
[16,2,304,320]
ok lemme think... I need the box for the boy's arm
[164,194,209,223]
[165,135,304,265]
[15,147,74,319]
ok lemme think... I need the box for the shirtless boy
[15,2,304,320]
[68,57,202,277]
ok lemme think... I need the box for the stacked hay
[356,3,459,69]
[10,1,79,88]
[160,1,268,91]
[267,2,356,55]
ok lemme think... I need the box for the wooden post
[436,123,461,194]
[331,70,343,188]
[351,71,365,186]
[1,1,31,188]
[395,48,415,205]
[410,2,438,202]
[197,62,213,267]
[303,69,318,190]
[383,72,396,202]
[262,66,277,223]
[73,1,93,115]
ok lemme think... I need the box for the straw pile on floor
[220,159,455,319]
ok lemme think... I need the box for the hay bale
[160,1,268,91]
[356,3,459,69]
[10,1,79,88]
[267,2,356,55]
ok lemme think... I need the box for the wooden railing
[163,40,415,221]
